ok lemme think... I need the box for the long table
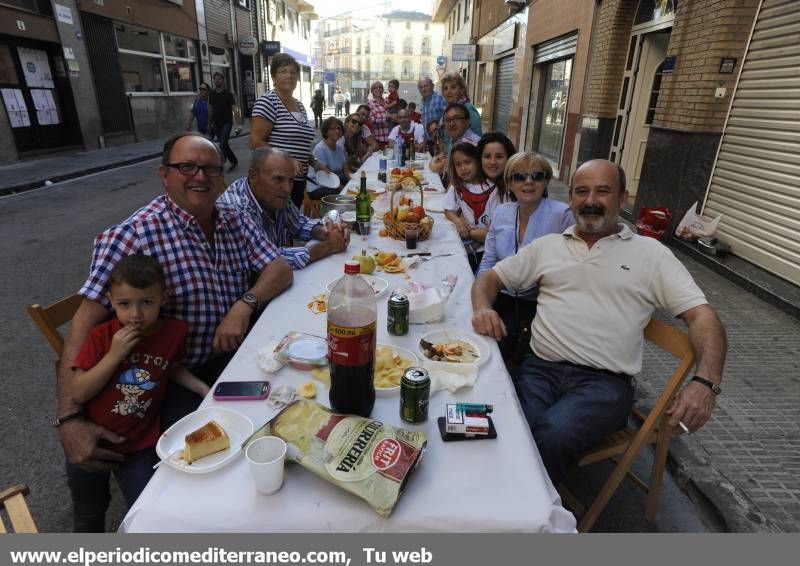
[121,156,576,533]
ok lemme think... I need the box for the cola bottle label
[327,320,377,366]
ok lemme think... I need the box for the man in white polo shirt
[471,159,727,484]
[387,109,425,151]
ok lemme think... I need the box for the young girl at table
[67,254,208,532]
[443,142,499,272]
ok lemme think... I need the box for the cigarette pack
[445,404,490,435]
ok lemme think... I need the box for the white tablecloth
[121,158,576,533]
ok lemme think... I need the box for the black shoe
[226,163,238,172]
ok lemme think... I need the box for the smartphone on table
[212,381,271,401]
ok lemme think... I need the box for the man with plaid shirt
[56,133,293,474]
[218,147,349,269]
[418,77,447,148]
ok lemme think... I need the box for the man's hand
[292,158,303,177]
[58,418,125,472]
[109,325,141,360]
[666,381,716,437]
[316,162,331,174]
[324,224,349,253]
[472,308,507,341]
[213,301,251,352]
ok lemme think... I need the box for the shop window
[163,35,192,59]
[119,52,164,93]
[0,45,20,85]
[167,61,196,93]
[115,23,160,54]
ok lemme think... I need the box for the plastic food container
[285,335,328,370]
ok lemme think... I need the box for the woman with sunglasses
[477,152,574,366]
[186,83,210,135]
[342,113,370,176]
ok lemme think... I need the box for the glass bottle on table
[327,260,377,417]
[356,170,371,223]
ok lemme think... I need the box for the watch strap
[239,292,258,311]
[53,410,84,428]
[691,376,721,395]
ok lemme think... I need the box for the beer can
[400,367,430,423]
[387,292,409,336]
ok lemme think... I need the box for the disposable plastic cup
[405,227,419,249]
[245,436,287,495]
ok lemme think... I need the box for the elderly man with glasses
[417,77,447,148]
[55,133,293,480]
[430,102,481,176]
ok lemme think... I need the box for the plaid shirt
[421,91,447,141]
[368,97,390,143]
[79,195,279,366]
[218,177,320,270]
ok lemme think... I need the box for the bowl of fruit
[382,187,434,241]
[388,167,426,189]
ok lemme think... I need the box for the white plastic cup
[245,436,287,495]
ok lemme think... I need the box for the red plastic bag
[636,206,672,240]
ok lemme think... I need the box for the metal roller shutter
[492,56,515,134]
[533,33,578,65]
[703,0,800,284]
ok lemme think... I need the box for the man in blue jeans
[209,72,239,172]
[470,159,727,484]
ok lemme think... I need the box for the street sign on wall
[260,41,281,57]
[323,71,335,82]
[451,45,476,61]
[238,35,258,56]
[436,55,447,66]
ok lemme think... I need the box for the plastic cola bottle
[327,260,377,417]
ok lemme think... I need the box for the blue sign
[436,55,447,66]
[282,46,312,65]
[260,41,281,57]
[323,71,335,82]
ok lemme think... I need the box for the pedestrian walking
[186,82,210,135]
[312,89,325,129]
[209,72,239,172]
[333,89,345,117]
[344,90,351,115]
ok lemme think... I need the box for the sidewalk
[0,124,251,196]
[3,138,797,532]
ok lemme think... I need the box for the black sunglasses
[511,171,548,183]
[167,162,223,177]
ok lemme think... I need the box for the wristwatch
[239,292,259,311]
[691,376,722,395]
[53,410,84,428]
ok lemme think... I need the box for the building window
[406,22,411,30]
[383,59,393,77]
[287,9,296,33]
[457,4,461,29]
[277,0,286,23]
[465,0,471,23]
[635,0,678,25]
[402,60,413,80]
[421,36,431,56]
[425,22,429,31]
[118,52,164,93]
[2,0,52,15]
[209,45,231,91]
[115,24,198,94]
[384,39,394,53]
[646,61,665,125]
[365,37,371,54]
[420,61,430,78]
[403,36,413,55]
[115,23,160,54]
[237,0,249,8]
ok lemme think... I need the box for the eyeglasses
[511,171,548,183]
[167,162,223,177]
[444,116,468,124]
[349,120,362,126]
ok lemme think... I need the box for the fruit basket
[382,185,434,241]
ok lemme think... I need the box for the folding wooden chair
[563,318,696,532]
[302,191,322,219]
[26,293,83,361]
[0,484,38,533]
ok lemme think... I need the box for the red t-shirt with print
[387,90,400,112]
[72,318,188,452]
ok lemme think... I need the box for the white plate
[156,407,254,474]
[418,328,491,367]
[325,274,389,296]
[316,170,340,189]
[346,185,386,196]
[375,344,419,396]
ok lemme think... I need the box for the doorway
[619,32,669,205]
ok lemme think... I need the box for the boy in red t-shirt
[386,79,401,128]
[68,254,208,532]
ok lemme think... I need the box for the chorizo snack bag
[244,400,426,517]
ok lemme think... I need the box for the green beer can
[400,367,430,423]
[387,292,409,336]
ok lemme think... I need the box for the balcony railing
[403,47,413,55]
[421,48,431,55]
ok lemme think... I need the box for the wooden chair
[302,191,322,219]
[562,318,696,532]
[26,293,83,360]
[0,484,38,533]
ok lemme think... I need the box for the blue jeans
[513,354,634,485]
[66,447,158,532]
[212,121,237,166]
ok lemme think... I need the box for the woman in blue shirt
[311,116,347,198]
[187,82,210,135]
[478,151,574,364]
